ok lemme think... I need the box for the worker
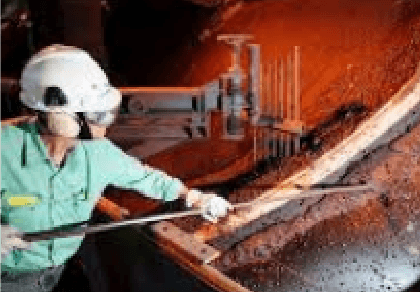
[1,44,233,291]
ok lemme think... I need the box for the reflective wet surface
[226,207,420,292]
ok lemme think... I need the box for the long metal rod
[268,60,275,158]
[294,46,300,121]
[287,49,293,121]
[285,51,292,156]
[274,55,279,158]
[279,56,284,157]
[21,184,373,242]
[259,55,263,117]
[260,62,264,115]
[22,209,204,242]
[280,56,284,121]
[294,46,301,154]
[268,60,272,118]
[274,54,279,120]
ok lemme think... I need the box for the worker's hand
[185,190,233,223]
[1,225,32,259]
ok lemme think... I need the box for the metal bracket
[151,221,220,265]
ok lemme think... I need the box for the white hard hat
[19,44,121,113]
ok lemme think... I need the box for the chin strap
[76,112,93,140]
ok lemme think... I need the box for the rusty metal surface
[225,214,420,292]
[152,221,221,265]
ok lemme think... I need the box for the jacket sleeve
[104,140,185,202]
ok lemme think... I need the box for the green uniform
[1,123,184,273]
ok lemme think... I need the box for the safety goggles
[82,109,118,126]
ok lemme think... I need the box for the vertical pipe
[221,75,229,137]
[285,50,292,157]
[260,62,264,116]
[294,46,301,154]
[280,57,284,122]
[201,91,206,126]
[264,63,269,116]
[222,77,227,111]
[249,44,261,121]
[294,46,300,122]
[274,55,279,158]
[272,62,276,158]
[274,51,279,121]
[268,61,272,118]
[267,60,274,159]
[279,57,284,157]
[192,96,198,112]
[260,64,263,117]
[288,49,293,121]
[217,79,223,111]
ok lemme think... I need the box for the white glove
[1,225,32,259]
[185,189,234,223]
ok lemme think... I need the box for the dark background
[1,0,219,118]
[1,0,217,86]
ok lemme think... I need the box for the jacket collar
[21,123,51,167]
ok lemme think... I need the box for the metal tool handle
[21,184,373,242]
[22,209,203,242]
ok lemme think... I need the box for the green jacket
[1,123,184,272]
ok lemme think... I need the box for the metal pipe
[280,57,284,158]
[294,46,301,121]
[279,57,284,157]
[294,46,301,154]
[280,57,284,122]
[260,62,264,116]
[274,57,280,157]
[287,50,293,121]
[268,60,276,159]
[217,79,223,111]
[274,55,279,121]
[259,56,263,119]
[267,60,273,117]
[285,51,292,157]
[264,62,268,115]
[220,74,229,136]
[248,44,261,120]
[21,184,373,242]
[23,209,204,242]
